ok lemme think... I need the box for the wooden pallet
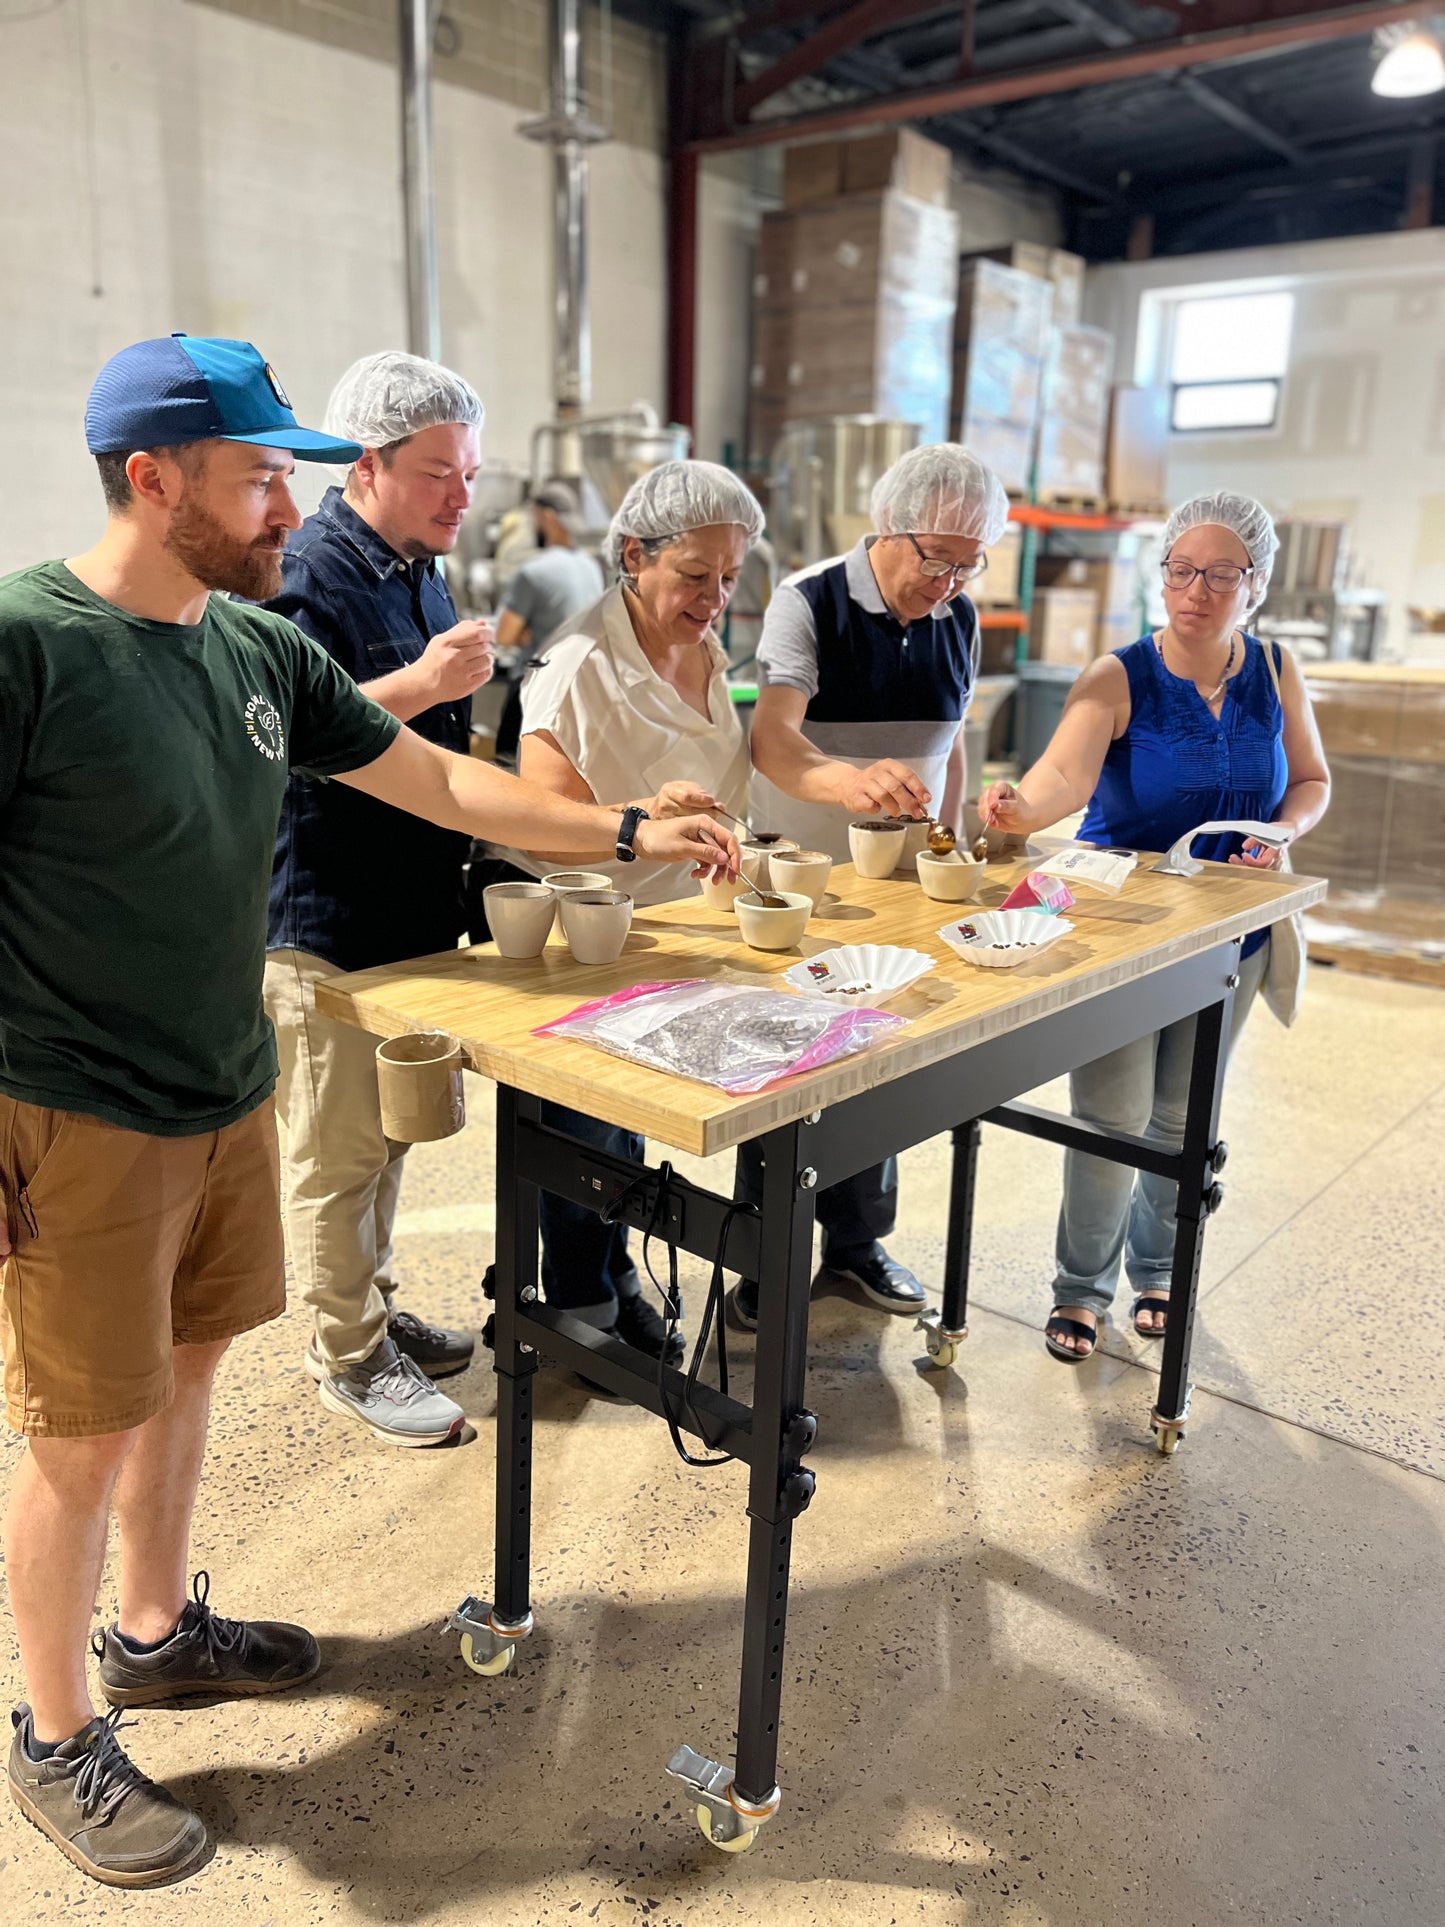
[1108,500,1168,522]
[1308,940,1445,990]
[1036,491,1110,515]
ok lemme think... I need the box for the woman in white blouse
[499,461,766,1372]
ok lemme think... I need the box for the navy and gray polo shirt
[749,537,979,861]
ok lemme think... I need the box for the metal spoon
[740,889,791,910]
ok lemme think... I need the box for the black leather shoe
[726,1279,759,1332]
[822,1244,928,1314]
[614,1291,685,1366]
[388,1308,475,1379]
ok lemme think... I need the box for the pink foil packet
[999,871,1076,915]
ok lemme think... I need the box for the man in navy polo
[729,443,1011,1330]
[264,351,495,1447]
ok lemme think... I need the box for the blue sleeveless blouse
[1078,634,1287,959]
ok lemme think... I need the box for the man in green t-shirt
[0,334,737,1890]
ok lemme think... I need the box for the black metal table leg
[1152,979,1235,1455]
[731,1118,818,1823]
[453,1083,540,1674]
[918,1119,981,1370]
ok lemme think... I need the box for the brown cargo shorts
[0,1095,287,1438]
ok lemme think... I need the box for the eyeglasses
[1161,559,1252,594]
[902,533,988,584]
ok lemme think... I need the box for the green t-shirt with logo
[0,560,402,1135]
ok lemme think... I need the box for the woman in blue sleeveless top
[978,493,1331,1363]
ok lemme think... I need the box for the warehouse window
[1169,291,1293,433]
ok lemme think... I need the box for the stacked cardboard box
[1295,663,1445,977]
[1030,587,1099,668]
[1036,325,1114,504]
[1033,552,1143,656]
[964,242,1085,326]
[782,128,954,210]
[950,259,1052,495]
[1105,386,1170,513]
[750,183,960,460]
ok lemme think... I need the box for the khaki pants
[263,949,404,1373]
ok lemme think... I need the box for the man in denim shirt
[264,352,494,1446]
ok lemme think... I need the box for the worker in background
[0,334,736,1891]
[491,480,605,765]
[729,442,1011,1332]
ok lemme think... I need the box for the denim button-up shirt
[266,487,472,971]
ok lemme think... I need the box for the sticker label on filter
[806,961,832,980]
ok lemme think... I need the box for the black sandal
[1045,1310,1100,1364]
[1130,1293,1170,1339]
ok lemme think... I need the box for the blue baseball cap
[85,333,363,462]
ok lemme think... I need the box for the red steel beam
[734,0,938,117]
[701,0,1422,150]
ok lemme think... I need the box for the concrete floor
[2,964,1443,1925]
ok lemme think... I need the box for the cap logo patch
[264,363,291,409]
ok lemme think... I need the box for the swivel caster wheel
[450,1596,531,1676]
[696,1805,757,1852]
[916,1311,966,1372]
[1153,1425,1184,1457]
[461,1632,514,1676]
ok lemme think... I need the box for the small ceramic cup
[737,837,799,890]
[848,818,908,880]
[897,817,934,871]
[917,850,987,903]
[375,1032,465,1143]
[541,869,614,898]
[768,848,833,909]
[559,888,634,965]
[734,889,813,952]
[483,881,558,958]
[700,867,753,912]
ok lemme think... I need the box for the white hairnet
[323,351,484,450]
[1163,492,1278,609]
[870,443,1011,546]
[605,460,765,574]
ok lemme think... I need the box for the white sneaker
[315,1338,465,1447]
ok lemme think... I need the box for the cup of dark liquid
[848,818,907,879]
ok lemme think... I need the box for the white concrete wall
[0,0,670,567]
[1085,230,1445,659]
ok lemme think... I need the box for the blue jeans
[1054,941,1268,1319]
[538,1102,644,1327]
[733,1143,898,1269]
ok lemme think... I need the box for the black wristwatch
[616,805,649,863]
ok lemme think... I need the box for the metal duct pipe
[400,0,440,363]
[522,0,610,458]
[553,0,589,417]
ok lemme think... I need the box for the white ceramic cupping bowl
[737,836,799,890]
[483,881,559,958]
[848,818,907,879]
[768,849,833,908]
[541,869,614,897]
[916,850,986,903]
[734,889,814,952]
[558,889,634,965]
[700,843,768,913]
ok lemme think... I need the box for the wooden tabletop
[315,856,1325,1158]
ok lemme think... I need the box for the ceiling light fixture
[1372,21,1445,98]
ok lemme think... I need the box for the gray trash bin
[1015,662,1081,772]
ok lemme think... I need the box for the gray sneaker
[8,1704,208,1888]
[316,1338,465,1446]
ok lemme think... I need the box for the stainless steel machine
[768,416,920,570]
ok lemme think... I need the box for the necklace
[1156,628,1237,704]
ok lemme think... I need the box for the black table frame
[477,937,1240,1841]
